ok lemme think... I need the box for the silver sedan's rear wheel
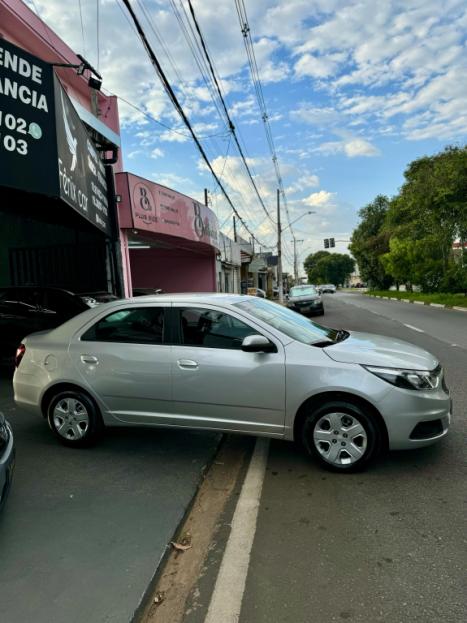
[53,397,90,441]
[301,401,381,472]
[47,390,103,447]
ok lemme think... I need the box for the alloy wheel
[313,412,367,466]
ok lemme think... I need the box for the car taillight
[15,344,26,368]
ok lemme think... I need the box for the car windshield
[290,286,317,297]
[235,298,336,344]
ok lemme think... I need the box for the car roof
[124,292,248,304]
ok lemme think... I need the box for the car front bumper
[378,388,451,450]
[0,423,15,510]
[287,301,323,314]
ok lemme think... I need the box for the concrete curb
[365,293,467,312]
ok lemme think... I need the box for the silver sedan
[13,294,451,472]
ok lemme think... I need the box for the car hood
[324,331,438,370]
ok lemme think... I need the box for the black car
[0,286,91,365]
[0,413,15,511]
[286,285,324,315]
[79,291,121,304]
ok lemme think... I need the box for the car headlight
[363,365,441,390]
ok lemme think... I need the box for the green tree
[349,195,392,289]
[384,145,467,291]
[304,251,355,286]
[303,250,331,279]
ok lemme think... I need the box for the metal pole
[204,188,208,207]
[293,238,298,283]
[277,189,283,303]
[233,216,237,242]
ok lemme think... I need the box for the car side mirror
[241,334,276,353]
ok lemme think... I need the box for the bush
[439,265,467,294]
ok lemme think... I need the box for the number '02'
[0,112,27,134]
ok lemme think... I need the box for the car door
[69,304,172,424]
[170,305,286,435]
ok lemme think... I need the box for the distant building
[217,232,241,293]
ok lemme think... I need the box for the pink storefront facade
[116,173,219,296]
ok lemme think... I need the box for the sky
[26,0,467,275]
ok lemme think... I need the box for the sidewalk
[0,375,220,623]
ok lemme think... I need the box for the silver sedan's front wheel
[313,412,367,467]
[301,401,381,472]
[47,390,103,447]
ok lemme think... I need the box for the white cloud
[303,190,335,207]
[158,129,190,143]
[290,105,340,126]
[294,52,345,79]
[344,138,380,157]
[150,148,165,159]
[286,173,320,195]
[314,137,380,157]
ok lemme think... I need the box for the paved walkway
[0,374,219,623]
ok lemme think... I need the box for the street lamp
[281,210,316,233]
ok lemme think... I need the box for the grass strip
[366,290,467,308]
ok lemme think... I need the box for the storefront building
[116,173,219,295]
[217,232,241,293]
[0,0,122,295]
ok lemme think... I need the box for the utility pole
[204,188,208,207]
[233,216,237,242]
[277,188,283,303]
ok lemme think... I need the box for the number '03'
[3,135,28,155]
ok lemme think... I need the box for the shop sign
[55,77,110,234]
[0,38,110,235]
[0,38,57,196]
[125,173,219,249]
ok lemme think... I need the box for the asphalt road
[0,375,220,623]
[239,293,466,623]
[179,292,466,623]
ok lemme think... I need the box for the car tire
[47,390,104,447]
[301,400,381,472]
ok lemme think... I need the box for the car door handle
[177,359,199,370]
[81,355,99,364]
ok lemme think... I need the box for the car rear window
[82,307,166,344]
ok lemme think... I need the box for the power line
[78,0,86,57]
[234,0,295,238]
[121,0,269,248]
[169,1,269,235]
[187,0,275,226]
[104,89,229,139]
[96,0,100,71]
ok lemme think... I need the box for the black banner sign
[0,38,111,235]
[55,77,110,234]
[0,38,57,196]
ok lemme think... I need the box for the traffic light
[324,238,329,248]
[330,238,335,248]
